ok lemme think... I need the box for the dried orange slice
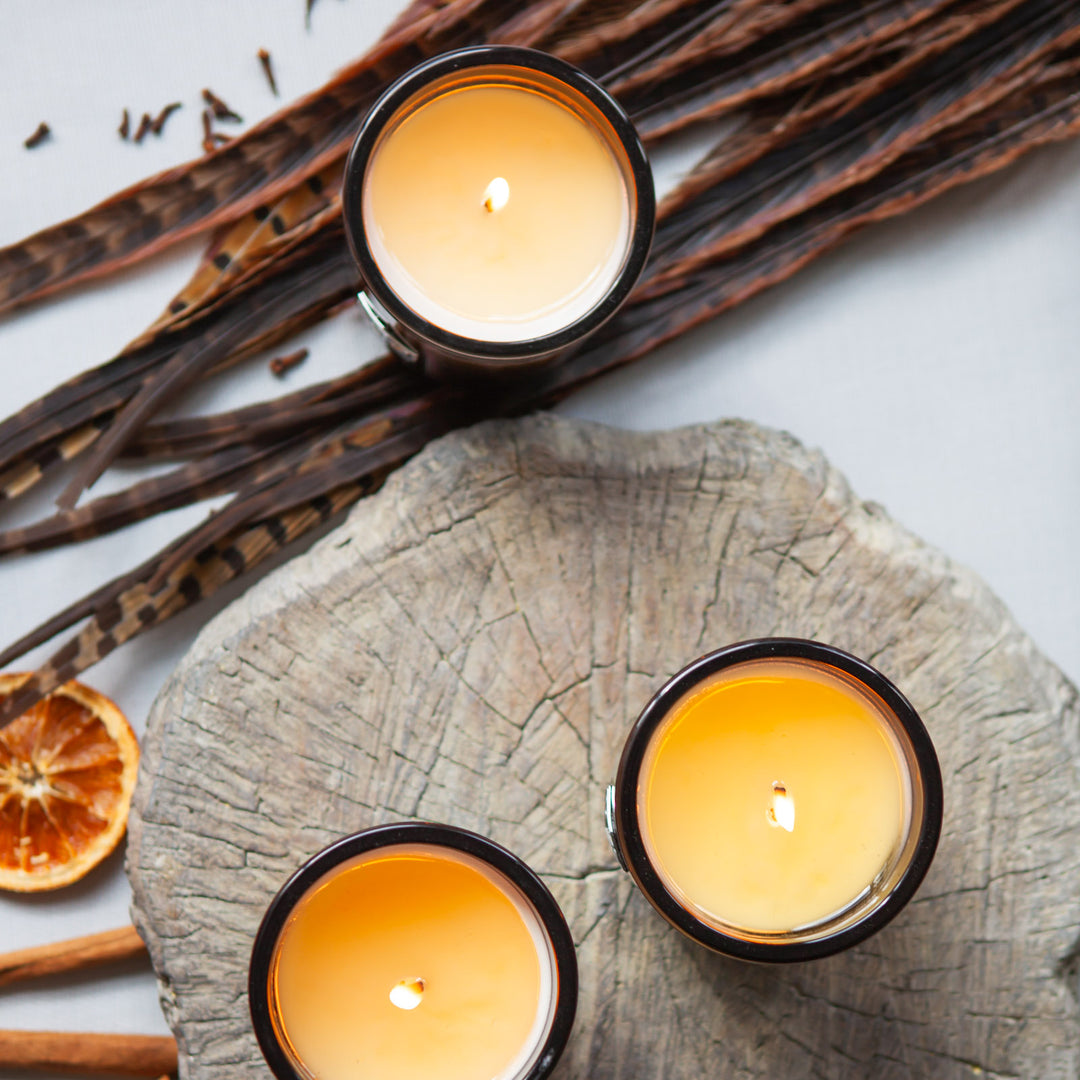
[0,675,138,891]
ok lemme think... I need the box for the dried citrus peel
[0,675,138,892]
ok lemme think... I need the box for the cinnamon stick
[0,1031,176,1076]
[0,926,147,989]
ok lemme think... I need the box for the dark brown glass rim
[612,638,944,963]
[342,45,655,363]
[249,822,578,1080]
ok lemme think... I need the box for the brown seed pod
[258,49,279,96]
[23,122,51,150]
[150,102,182,136]
[202,88,242,124]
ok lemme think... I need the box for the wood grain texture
[127,415,1080,1080]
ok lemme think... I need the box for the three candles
[250,44,946,1080]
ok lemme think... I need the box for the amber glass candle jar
[343,45,654,380]
[606,639,943,962]
[250,823,577,1080]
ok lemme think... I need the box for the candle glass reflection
[250,823,577,1080]
[606,639,943,962]
[343,46,654,380]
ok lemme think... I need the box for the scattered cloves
[200,109,226,154]
[257,49,279,96]
[202,88,242,124]
[150,102,182,136]
[23,122,51,150]
[118,109,130,141]
[269,348,309,377]
[201,111,232,154]
[133,112,153,143]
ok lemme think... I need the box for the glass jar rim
[611,638,944,963]
[249,822,579,1080]
[342,45,655,363]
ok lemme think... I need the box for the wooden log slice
[127,415,1080,1080]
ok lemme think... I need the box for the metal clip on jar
[343,45,655,381]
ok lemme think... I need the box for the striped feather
[140,162,344,343]
[0,481,373,725]
[54,222,360,508]
[0,0,524,315]
[128,360,413,458]
[644,0,1080,283]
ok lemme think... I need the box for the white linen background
[0,0,1077,1047]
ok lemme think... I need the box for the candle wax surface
[639,659,909,934]
[363,82,629,341]
[273,847,551,1080]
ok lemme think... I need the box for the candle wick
[483,177,510,213]
[767,781,795,832]
[389,977,425,1010]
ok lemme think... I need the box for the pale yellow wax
[639,659,910,934]
[272,845,555,1080]
[363,82,629,340]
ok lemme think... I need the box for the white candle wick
[389,977,425,1010]
[767,782,795,833]
[483,177,510,213]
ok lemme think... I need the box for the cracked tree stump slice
[127,415,1080,1080]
